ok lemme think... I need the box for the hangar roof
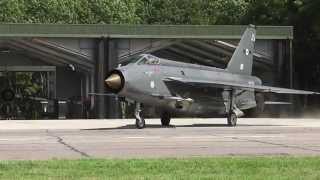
[0,24,293,39]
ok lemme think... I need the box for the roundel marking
[245,49,250,56]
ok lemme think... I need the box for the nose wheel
[134,102,145,129]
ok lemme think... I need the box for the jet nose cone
[105,74,121,89]
[105,70,124,93]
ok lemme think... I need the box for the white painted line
[223,135,286,138]
[174,136,217,139]
[126,136,162,139]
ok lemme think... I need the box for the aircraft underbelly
[162,95,226,116]
[125,92,224,114]
[188,99,226,115]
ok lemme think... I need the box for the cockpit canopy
[138,54,160,65]
[119,54,160,67]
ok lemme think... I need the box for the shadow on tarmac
[82,123,286,131]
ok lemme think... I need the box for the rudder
[226,25,256,75]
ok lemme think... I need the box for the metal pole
[289,39,293,88]
[106,38,119,118]
[289,39,295,115]
[95,38,107,119]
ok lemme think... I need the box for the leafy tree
[0,0,141,24]
[297,0,320,37]
[204,0,249,25]
[0,0,26,23]
[289,0,320,93]
[85,0,141,24]
[0,0,250,25]
[137,0,249,25]
[241,0,290,25]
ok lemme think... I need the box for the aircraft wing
[164,77,320,95]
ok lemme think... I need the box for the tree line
[0,0,318,44]
[0,0,249,24]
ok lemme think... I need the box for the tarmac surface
[0,118,320,160]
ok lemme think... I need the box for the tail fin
[226,25,256,75]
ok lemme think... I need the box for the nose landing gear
[134,102,145,129]
[134,102,173,129]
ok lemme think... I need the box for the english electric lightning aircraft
[104,25,319,129]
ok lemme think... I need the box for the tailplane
[226,25,256,75]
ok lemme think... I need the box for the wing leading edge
[164,77,320,95]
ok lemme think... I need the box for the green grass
[0,157,320,180]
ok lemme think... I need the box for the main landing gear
[134,102,145,129]
[226,90,241,127]
[160,111,171,126]
[227,112,237,127]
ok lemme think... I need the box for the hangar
[0,24,293,119]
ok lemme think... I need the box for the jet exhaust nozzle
[104,70,124,93]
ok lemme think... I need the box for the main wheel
[227,113,237,127]
[135,115,145,129]
[160,111,171,126]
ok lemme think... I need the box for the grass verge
[0,157,320,179]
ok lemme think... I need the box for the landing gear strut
[227,90,238,127]
[227,113,237,126]
[160,111,171,126]
[134,102,145,129]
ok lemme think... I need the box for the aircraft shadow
[82,123,285,131]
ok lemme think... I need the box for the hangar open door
[0,39,92,119]
[0,66,56,119]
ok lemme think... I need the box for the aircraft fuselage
[111,55,261,116]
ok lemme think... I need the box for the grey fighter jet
[104,25,319,129]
